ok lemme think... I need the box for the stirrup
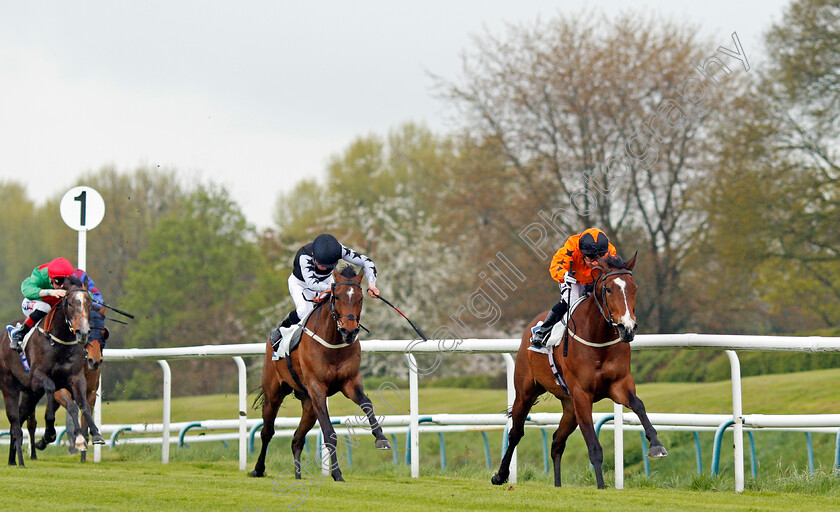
[6,324,22,350]
[528,322,550,354]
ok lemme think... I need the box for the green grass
[3,368,840,509]
[1,457,840,511]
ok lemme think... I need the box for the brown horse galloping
[250,266,391,481]
[491,254,667,488]
[0,276,104,466]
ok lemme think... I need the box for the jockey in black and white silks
[270,234,380,348]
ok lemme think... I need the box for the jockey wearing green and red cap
[6,257,75,351]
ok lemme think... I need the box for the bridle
[592,269,634,330]
[330,280,363,330]
[41,288,91,346]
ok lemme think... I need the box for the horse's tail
[251,386,265,410]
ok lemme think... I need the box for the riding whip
[377,295,429,342]
[93,300,135,319]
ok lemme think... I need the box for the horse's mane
[604,255,630,270]
[338,265,359,279]
[64,275,84,288]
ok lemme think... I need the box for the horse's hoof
[375,439,391,450]
[91,434,105,445]
[68,445,78,455]
[249,470,265,478]
[74,434,87,452]
[649,445,668,458]
[333,475,345,482]
[491,473,508,485]
[34,440,48,451]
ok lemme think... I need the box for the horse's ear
[626,251,638,271]
[332,269,342,281]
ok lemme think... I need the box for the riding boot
[8,309,45,351]
[269,310,300,350]
[7,324,27,351]
[531,302,568,348]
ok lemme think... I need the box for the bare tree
[436,12,737,332]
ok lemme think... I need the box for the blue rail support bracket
[248,421,264,453]
[178,422,203,448]
[110,426,133,448]
[482,431,492,471]
[404,416,434,465]
[55,427,68,446]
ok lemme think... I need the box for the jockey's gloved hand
[563,273,578,285]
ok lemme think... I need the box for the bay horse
[491,254,667,488]
[0,276,104,465]
[250,266,391,481]
[27,338,103,461]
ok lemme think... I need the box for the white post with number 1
[59,186,105,461]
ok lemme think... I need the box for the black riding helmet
[312,234,342,268]
[579,229,609,256]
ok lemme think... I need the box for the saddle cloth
[528,296,587,354]
[545,295,587,348]
[271,307,321,361]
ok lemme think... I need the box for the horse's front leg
[26,411,37,459]
[550,398,579,487]
[30,370,57,443]
[308,383,344,482]
[492,380,539,485]
[292,394,318,479]
[70,374,103,448]
[611,383,668,459]
[571,391,605,489]
[341,379,390,450]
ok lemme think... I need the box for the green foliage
[692,0,840,334]
[117,184,263,396]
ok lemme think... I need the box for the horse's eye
[605,287,612,294]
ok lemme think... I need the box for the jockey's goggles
[583,253,606,261]
[51,277,66,287]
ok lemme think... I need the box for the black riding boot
[269,310,300,348]
[531,301,569,348]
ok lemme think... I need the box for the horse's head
[592,252,638,342]
[330,266,365,345]
[58,276,92,344]
[84,340,103,372]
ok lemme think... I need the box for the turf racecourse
[1,459,839,512]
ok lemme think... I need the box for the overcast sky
[0,1,789,230]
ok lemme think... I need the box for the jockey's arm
[299,254,332,293]
[339,245,378,291]
[549,240,576,284]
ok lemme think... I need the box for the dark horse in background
[491,254,667,488]
[0,276,104,465]
[251,266,391,481]
[26,337,103,461]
